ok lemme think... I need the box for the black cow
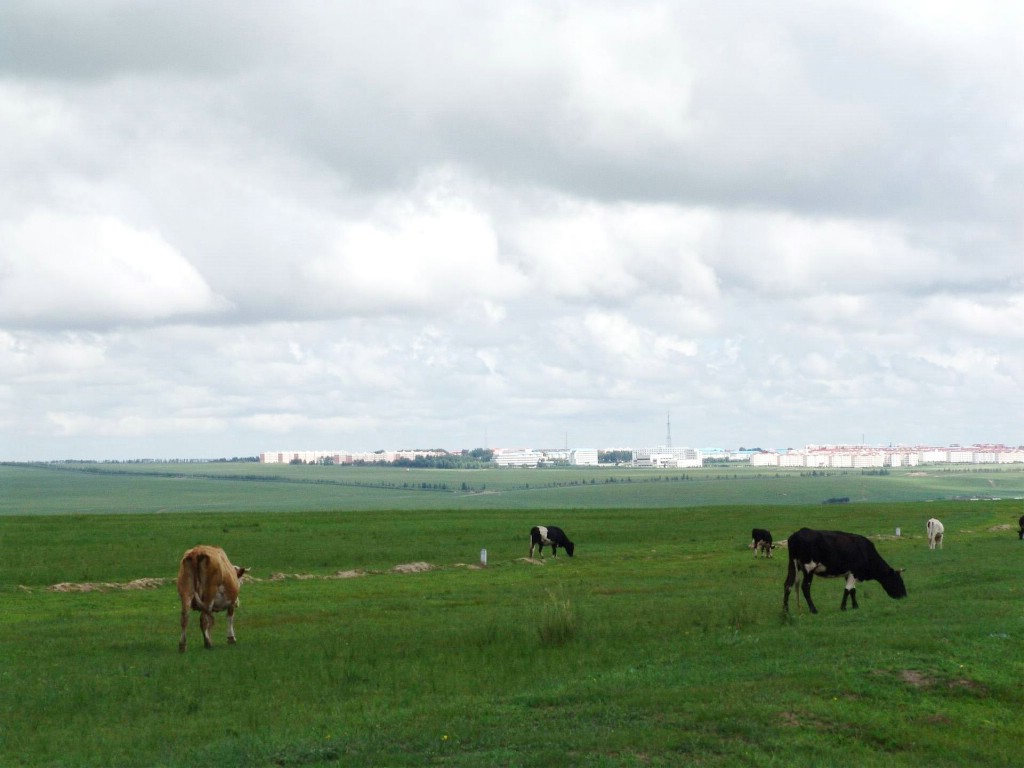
[751,528,774,558]
[1018,515,1024,540]
[529,525,575,558]
[783,528,906,613]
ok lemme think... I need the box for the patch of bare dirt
[779,711,827,729]
[988,524,1015,532]
[43,559,461,593]
[518,557,546,565]
[390,562,434,574]
[333,569,366,578]
[48,577,171,593]
[267,570,368,581]
[779,712,800,727]
[900,670,934,687]
[948,678,986,692]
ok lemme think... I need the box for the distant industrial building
[492,449,543,468]
[631,447,703,468]
[571,448,599,466]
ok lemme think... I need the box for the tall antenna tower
[666,411,672,448]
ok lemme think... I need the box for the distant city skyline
[255,440,1024,469]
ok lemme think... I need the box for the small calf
[751,528,774,558]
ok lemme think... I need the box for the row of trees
[291,448,496,469]
[293,449,643,468]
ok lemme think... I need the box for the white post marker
[480,548,487,567]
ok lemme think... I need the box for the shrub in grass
[537,588,577,647]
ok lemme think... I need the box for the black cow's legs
[783,560,797,612]
[800,573,818,614]
[841,587,858,610]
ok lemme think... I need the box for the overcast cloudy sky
[1,1,1021,461]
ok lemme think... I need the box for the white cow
[926,518,944,550]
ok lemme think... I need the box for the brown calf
[177,545,247,652]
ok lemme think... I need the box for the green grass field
[3,461,1024,515]
[2,464,1023,766]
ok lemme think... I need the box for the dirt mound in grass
[390,562,434,574]
[267,570,368,581]
[43,560,441,592]
[48,577,171,593]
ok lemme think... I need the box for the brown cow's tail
[182,550,211,608]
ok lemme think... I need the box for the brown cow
[177,545,247,652]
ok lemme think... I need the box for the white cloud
[0,212,229,327]
[301,173,526,315]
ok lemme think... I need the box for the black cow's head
[879,567,907,599]
[564,541,575,557]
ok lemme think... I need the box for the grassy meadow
[2,463,1024,766]
[3,461,1024,515]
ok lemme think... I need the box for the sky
[1,1,1022,461]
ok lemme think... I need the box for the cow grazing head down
[1018,515,1024,540]
[784,528,906,614]
[177,545,248,652]
[926,518,944,550]
[529,525,574,558]
[750,528,774,558]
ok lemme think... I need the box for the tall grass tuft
[537,587,577,647]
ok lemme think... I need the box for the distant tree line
[389,449,494,469]
[598,450,632,464]
[294,448,497,469]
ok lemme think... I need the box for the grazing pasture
[3,461,1024,515]
[1,466,1023,766]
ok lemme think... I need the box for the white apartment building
[260,451,342,464]
[853,452,887,468]
[885,451,920,467]
[779,452,806,468]
[750,445,1022,469]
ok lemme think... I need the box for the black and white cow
[529,525,575,558]
[783,527,907,614]
[750,528,774,558]
[1018,515,1024,541]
